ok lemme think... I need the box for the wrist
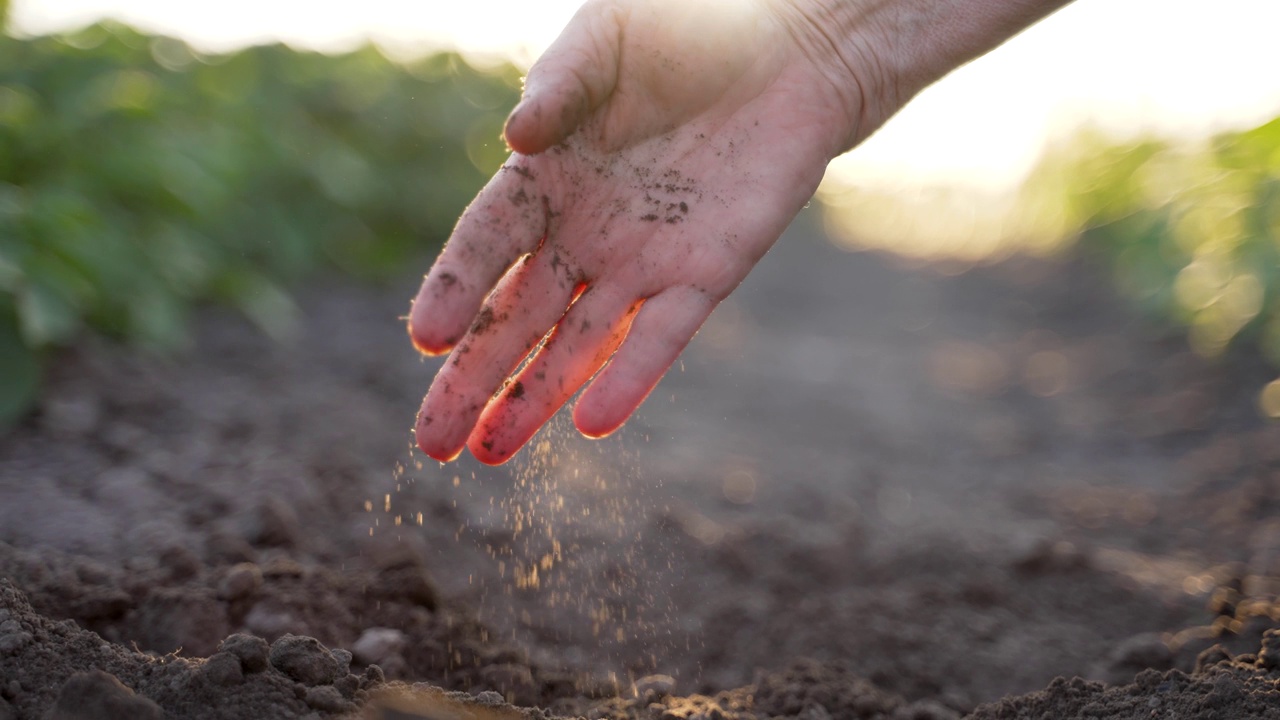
[767,0,1071,153]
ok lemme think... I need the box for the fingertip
[502,100,541,156]
[416,435,464,464]
[409,267,471,353]
[466,404,526,466]
[569,288,714,440]
[407,296,439,353]
[507,0,619,154]
[503,95,564,156]
[466,433,518,466]
[573,394,626,440]
[415,409,465,463]
[408,323,452,356]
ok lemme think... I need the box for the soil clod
[44,671,162,720]
[269,634,342,686]
[304,685,350,713]
[218,630,268,671]
[199,652,244,688]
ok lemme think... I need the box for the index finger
[409,158,549,355]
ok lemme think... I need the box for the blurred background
[2,3,1280,705]
[2,0,1279,422]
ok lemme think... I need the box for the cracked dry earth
[1,209,1279,719]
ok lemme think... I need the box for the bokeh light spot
[1260,379,1280,419]
[1023,350,1071,398]
[722,469,756,505]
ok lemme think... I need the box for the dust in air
[365,411,684,679]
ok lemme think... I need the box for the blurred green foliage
[0,23,520,423]
[1026,118,1280,368]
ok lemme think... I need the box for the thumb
[504,1,623,155]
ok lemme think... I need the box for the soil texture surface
[2,210,1278,719]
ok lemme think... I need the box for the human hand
[409,0,1069,464]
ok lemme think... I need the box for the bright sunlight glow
[12,0,1280,199]
[11,0,584,66]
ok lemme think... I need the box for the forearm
[769,0,1073,152]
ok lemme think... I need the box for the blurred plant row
[0,23,520,423]
[3,20,1278,426]
[1025,118,1280,370]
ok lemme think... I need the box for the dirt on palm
[1,210,1278,719]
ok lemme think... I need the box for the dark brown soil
[1,209,1278,719]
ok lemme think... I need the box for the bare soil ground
[2,210,1278,719]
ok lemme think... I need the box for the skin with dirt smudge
[408,0,1071,465]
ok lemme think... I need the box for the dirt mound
[0,578,370,719]
[2,215,1279,718]
[0,540,601,712]
[973,635,1280,719]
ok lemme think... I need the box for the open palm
[408,0,867,464]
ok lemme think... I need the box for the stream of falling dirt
[508,413,682,678]
[371,410,685,686]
